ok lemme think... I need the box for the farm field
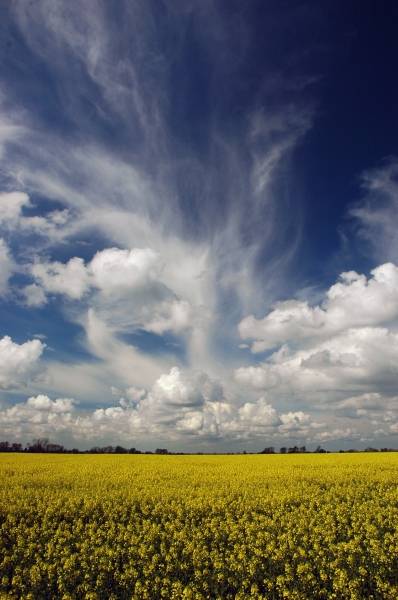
[1,453,398,599]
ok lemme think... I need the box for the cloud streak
[350,158,398,262]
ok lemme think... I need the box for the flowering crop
[1,453,398,599]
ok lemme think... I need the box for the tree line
[0,438,396,454]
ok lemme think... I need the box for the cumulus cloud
[31,257,90,300]
[334,393,398,426]
[0,335,44,389]
[0,394,76,439]
[30,248,161,301]
[26,394,75,413]
[89,247,160,293]
[9,357,397,447]
[279,411,312,431]
[234,261,398,439]
[0,366,325,445]
[144,300,193,335]
[236,326,398,396]
[73,367,322,443]
[239,262,398,352]
[238,397,280,426]
[28,247,195,336]
[132,367,224,432]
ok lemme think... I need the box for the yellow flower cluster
[1,453,398,599]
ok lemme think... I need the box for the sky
[0,0,398,451]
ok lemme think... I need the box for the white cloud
[39,359,119,402]
[29,247,196,337]
[0,394,76,439]
[0,190,70,239]
[236,326,398,396]
[235,262,398,434]
[132,367,224,433]
[82,309,170,389]
[152,367,210,408]
[350,158,398,262]
[89,247,160,293]
[32,257,90,300]
[21,283,47,307]
[144,299,193,335]
[0,112,25,160]
[29,247,161,303]
[0,364,374,447]
[336,393,384,412]
[70,367,321,443]
[0,373,212,441]
[250,107,312,195]
[0,191,30,224]
[279,411,312,431]
[334,393,398,428]
[240,262,398,352]
[311,428,360,443]
[26,394,75,413]
[238,397,280,426]
[0,335,44,389]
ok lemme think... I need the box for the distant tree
[46,443,64,453]
[155,448,169,455]
[280,447,287,454]
[114,445,127,454]
[260,447,275,454]
[29,438,50,452]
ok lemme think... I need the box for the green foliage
[1,453,398,599]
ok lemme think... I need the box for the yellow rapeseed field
[1,453,398,599]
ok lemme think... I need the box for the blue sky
[1,0,398,450]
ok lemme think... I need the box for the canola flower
[0,453,398,599]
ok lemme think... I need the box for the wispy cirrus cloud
[350,158,398,262]
[0,1,313,385]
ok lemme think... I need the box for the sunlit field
[1,453,398,599]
